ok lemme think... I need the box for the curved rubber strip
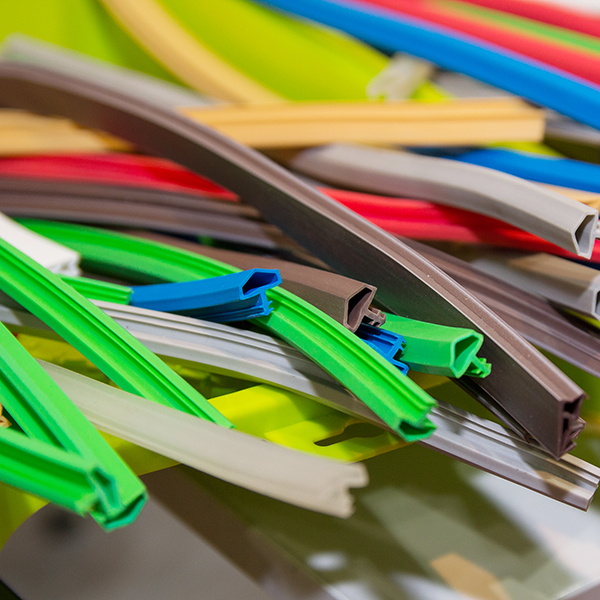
[182,97,545,148]
[99,0,280,103]
[289,144,599,258]
[40,360,368,518]
[22,220,436,442]
[444,0,600,39]
[472,252,600,321]
[0,234,230,428]
[130,269,282,321]
[359,0,600,86]
[455,148,600,195]
[3,301,593,510]
[356,323,410,375]
[0,61,580,457]
[255,0,600,130]
[61,275,132,305]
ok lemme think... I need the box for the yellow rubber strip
[182,97,545,148]
[100,0,281,104]
[0,110,130,154]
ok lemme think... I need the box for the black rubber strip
[0,61,583,457]
[134,230,385,332]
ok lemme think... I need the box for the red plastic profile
[439,0,600,39]
[358,0,600,85]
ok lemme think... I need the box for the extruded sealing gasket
[0,61,580,457]
[22,220,437,441]
[471,251,600,321]
[255,0,600,131]
[38,360,369,518]
[129,269,282,322]
[288,143,599,259]
[137,231,384,332]
[1,34,212,109]
[356,323,409,375]
[2,301,594,510]
[0,319,146,528]
[181,97,545,148]
[0,233,231,428]
[383,313,488,378]
[60,275,132,305]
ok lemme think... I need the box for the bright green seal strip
[22,220,437,442]
[384,313,491,378]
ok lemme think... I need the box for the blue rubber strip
[130,268,282,322]
[356,323,410,375]
[255,0,600,130]
[451,148,600,194]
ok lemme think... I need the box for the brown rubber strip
[0,61,583,457]
[135,231,385,332]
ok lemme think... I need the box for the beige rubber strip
[542,183,600,209]
[100,0,280,103]
[0,109,130,154]
[182,97,545,148]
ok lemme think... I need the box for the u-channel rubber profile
[289,143,599,259]
[2,301,595,510]
[0,61,582,457]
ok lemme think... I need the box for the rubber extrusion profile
[254,0,600,131]
[182,97,545,148]
[0,320,146,528]
[472,252,600,321]
[39,360,368,518]
[137,231,385,332]
[2,301,594,509]
[0,62,581,457]
[356,323,410,375]
[99,0,280,103]
[0,233,231,428]
[289,143,599,259]
[23,220,437,441]
[130,269,282,321]
[384,313,489,378]
[60,275,132,305]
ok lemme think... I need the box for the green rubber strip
[156,0,387,100]
[0,0,182,83]
[60,275,132,305]
[384,313,489,378]
[22,220,437,442]
[437,0,600,57]
[0,322,145,528]
[0,235,231,428]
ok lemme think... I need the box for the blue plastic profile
[129,269,282,322]
[453,148,600,194]
[256,0,600,130]
[356,323,409,375]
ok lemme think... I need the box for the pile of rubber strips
[3,0,600,546]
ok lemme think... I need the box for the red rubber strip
[357,0,600,85]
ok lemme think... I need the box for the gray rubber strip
[2,301,596,509]
[0,62,583,458]
[136,230,385,332]
[471,251,600,321]
[405,239,600,382]
[288,143,599,259]
[0,34,213,108]
[39,359,368,518]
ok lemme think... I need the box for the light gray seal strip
[288,143,599,259]
[0,61,583,458]
[39,359,367,518]
[2,301,596,509]
[471,251,600,321]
